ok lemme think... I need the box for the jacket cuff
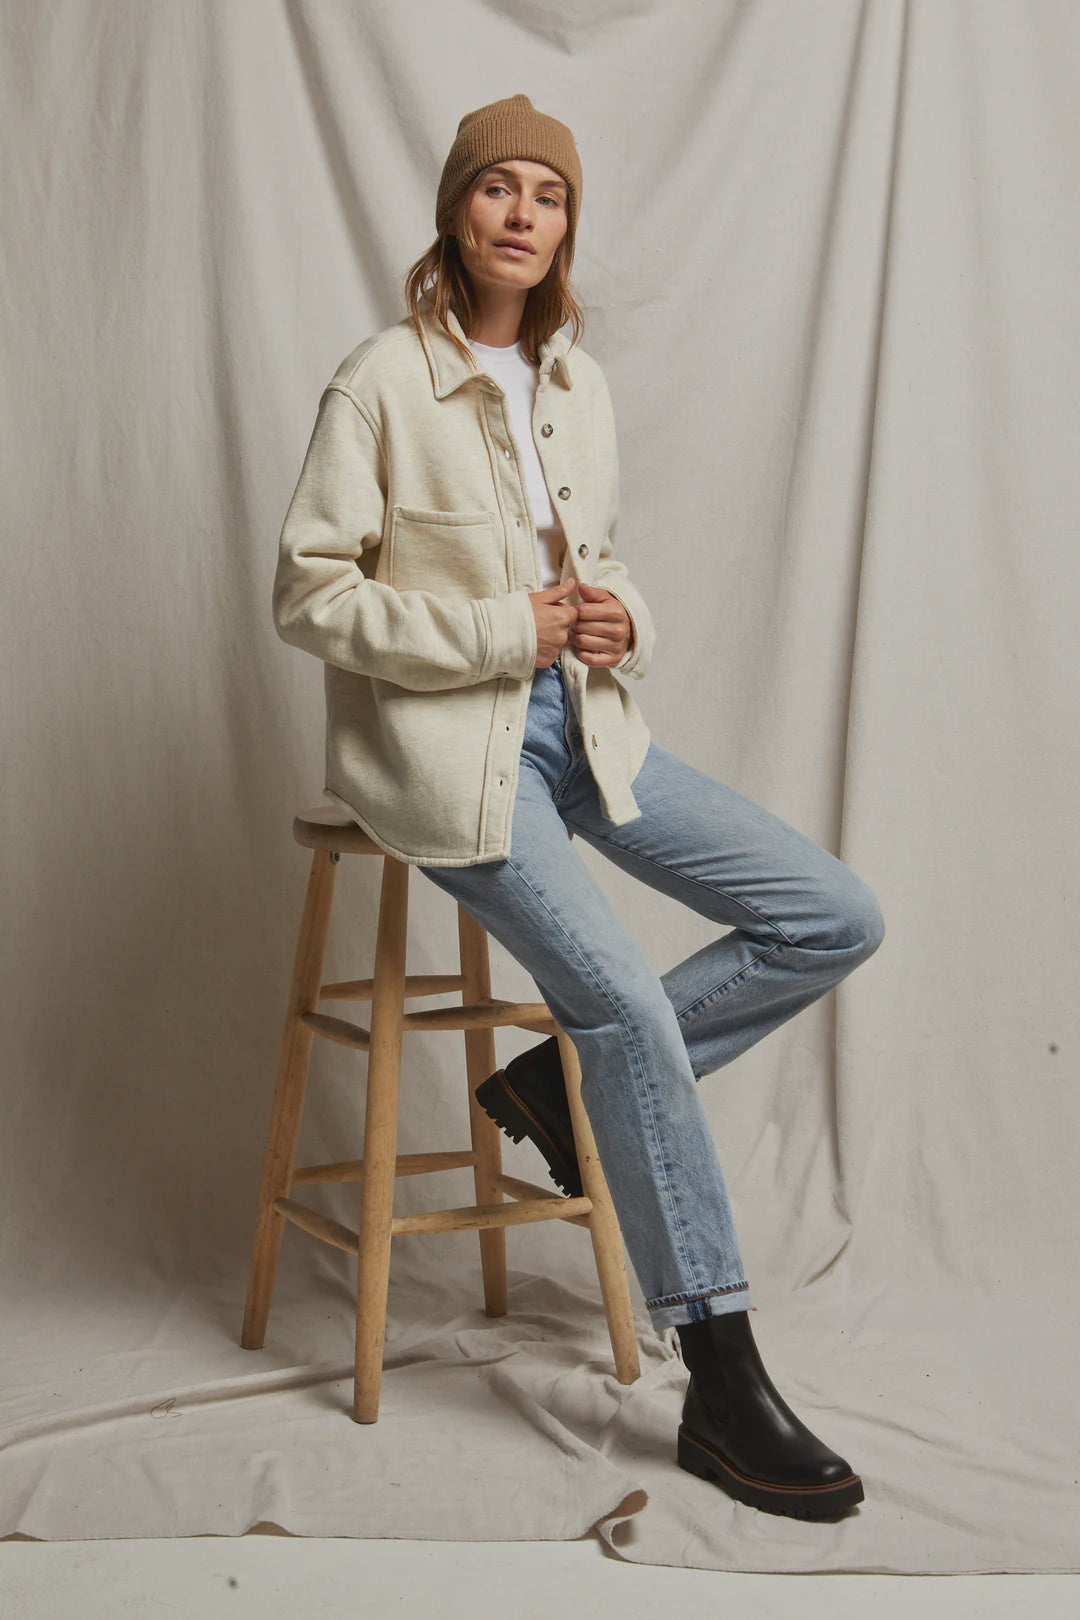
[603,583,651,680]
[478,587,538,682]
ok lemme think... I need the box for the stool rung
[493,1172,592,1228]
[391,1194,591,1236]
[273,1196,359,1255]
[299,1010,370,1049]
[402,999,559,1033]
[293,1149,478,1184]
[319,973,466,1002]
[273,1187,591,1251]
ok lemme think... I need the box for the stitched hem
[647,1281,753,1330]
[646,1279,750,1310]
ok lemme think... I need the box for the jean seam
[558,821,801,948]
[552,709,584,801]
[672,938,785,1025]
[552,757,585,805]
[503,853,705,1297]
[527,666,581,802]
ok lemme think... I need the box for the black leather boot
[674,1309,864,1520]
[474,1036,583,1198]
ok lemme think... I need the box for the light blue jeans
[420,658,885,1332]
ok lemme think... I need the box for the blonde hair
[404,169,585,368]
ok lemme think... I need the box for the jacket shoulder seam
[338,321,417,393]
[324,383,386,456]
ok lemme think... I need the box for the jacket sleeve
[272,384,538,691]
[589,371,656,682]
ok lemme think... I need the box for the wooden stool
[241,804,642,1422]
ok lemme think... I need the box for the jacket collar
[414,296,574,400]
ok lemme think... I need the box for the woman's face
[459,159,569,291]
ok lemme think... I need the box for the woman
[273,93,884,1522]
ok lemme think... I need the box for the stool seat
[293,802,380,855]
[297,802,359,824]
[241,800,642,1422]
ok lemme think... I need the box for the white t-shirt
[467,337,566,587]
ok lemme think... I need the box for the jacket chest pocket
[387,506,499,603]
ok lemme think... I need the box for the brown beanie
[435,92,582,237]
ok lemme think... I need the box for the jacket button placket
[486,386,537,801]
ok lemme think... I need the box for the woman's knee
[833,874,886,957]
[801,870,885,958]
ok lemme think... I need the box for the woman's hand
[529,579,580,669]
[567,579,634,666]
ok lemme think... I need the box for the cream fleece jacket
[272,298,656,866]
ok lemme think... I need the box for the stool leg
[457,909,508,1317]
[556,1030,642,1385]
[242,846,338,1351]
[353,854,409,1423]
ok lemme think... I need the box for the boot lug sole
[677,1424,864,1521]
[475,1070,584,1200]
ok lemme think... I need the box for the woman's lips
[495,243,533,256]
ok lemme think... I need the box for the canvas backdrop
[2,0,1077,1574]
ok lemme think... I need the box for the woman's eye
[485,185,560,207]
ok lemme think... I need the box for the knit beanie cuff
[435,92,582,236]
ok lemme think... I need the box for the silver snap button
[577,543,588,556]
[504,448,511,458]
[591,734,598,748]
[541,423,553,436]
[558,486,571,499]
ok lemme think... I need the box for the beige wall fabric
[2,0,1078,1573]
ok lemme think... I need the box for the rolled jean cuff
[646,1278,752,1332]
